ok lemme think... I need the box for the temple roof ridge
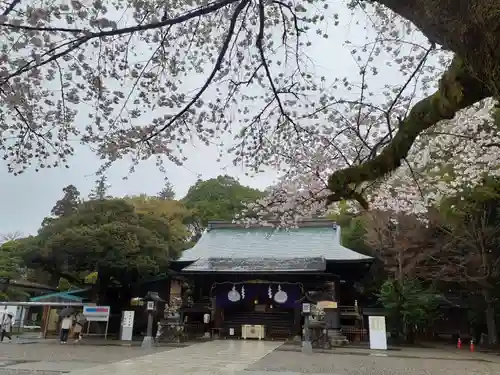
[177,219,372,263]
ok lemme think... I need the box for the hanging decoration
[241,285,246,299]
[274,284,288,303]
[268,285,273,299]
[228,285,241,302]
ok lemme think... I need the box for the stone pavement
[66,340,281,375]
[1,339,500,375]
[0,341,172,374]
[248,347,500,375]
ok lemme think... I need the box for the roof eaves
[29,288,90,302]
[207,218,336,229]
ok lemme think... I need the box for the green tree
[0,239,30,301]
[434,179,500,344]
[126,195,192,254]
[328,210,371,255]
[378,279,439,343]
[158,180,176,200]
[27,198,182,302]
[89,176,111,200]
[50,185,81,218]
[182,175,264,234]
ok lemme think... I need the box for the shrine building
[169,219,373,340]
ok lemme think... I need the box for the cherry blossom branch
[326,56,491,208]
[0,0,242,84]
[385,41,436,135]
[0,0,240,35]
[256,0,294,129]
[1,0,21,16]
[142,0,250,142]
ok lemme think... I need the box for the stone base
[301,340,313,354]
[328,329,348,346]
[141,336,154,349]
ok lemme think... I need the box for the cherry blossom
[0,0,496,221]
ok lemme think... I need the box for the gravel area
[248,350,500,375]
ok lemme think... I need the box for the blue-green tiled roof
[30,288,90,302]
[179,220,372,262]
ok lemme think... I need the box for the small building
[29,288,91,335]
[170,219,373,340]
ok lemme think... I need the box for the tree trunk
[327,1,500,203]
[376,0,500,97]
[482,289,498,345]
[327,57,490,203]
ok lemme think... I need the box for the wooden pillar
[323,279,341,330]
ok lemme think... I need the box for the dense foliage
[1,175,264,301]
[378,279,439,342]
[182,175,264,235]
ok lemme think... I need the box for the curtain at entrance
[214,283,301,308]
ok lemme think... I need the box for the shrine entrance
[212,281,301,340]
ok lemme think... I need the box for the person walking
[60,315,73,344]
[73,314,84,343]
[1,314,13,343]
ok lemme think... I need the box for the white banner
[368,316,387,350]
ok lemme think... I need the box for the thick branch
[374,0,500,96]
[327,56,491,207]
[1,0,21,16]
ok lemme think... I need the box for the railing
[339,305,360,315]
[339,305,356,313]
[341,327,368,343]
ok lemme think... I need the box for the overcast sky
[0,141,279,235]
[0,2,429,236]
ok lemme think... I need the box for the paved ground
[67,340,281,375]
[248,348,500,375]
[0,340,499,375]
[0,341,173,374]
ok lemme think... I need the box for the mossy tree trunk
[377,0,500,96]
[328,0,500,201]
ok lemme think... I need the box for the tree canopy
[182,175,264,230]
[50,185,81,218]
[158,180,176,200]
[1,0,500,343]
[0,0,497,224]
[24,197,184,301]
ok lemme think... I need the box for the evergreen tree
[89,176,111,200]
[51,185,81,218]
[158,180,176,200]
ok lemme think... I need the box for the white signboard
[302,303,311,314]
[368,316,387,350]
[122,311,135,328]
[83,306,110,322]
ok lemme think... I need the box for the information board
[83,306,110,322]
[302,303,311,314]
[122,311,135,328]
[368,316,387,350]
